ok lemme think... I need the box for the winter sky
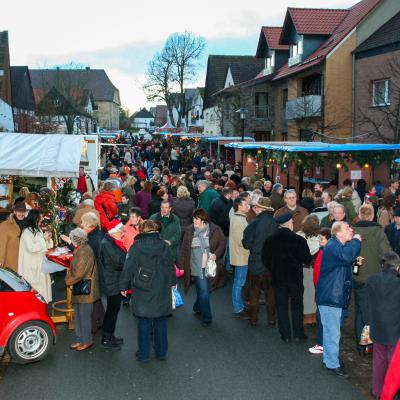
[2,0,356,114]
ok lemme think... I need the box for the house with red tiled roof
[271,0,386,142]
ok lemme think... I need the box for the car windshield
[0,268,31,292]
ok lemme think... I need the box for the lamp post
[236,108,247,172]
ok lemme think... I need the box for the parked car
[0,268,56,364]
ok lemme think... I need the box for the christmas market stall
[0,132,85,328]
[225,141,400,192]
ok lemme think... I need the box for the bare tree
[143,31,206,128]
[143,50,177,126]
[165,31,206,127]
[356,55,400,143]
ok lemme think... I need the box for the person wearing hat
[0,200,27,272]
[242,197,278,326]
[99,219,127,349]
[262,213,311,343]
[384,207,400,256]
[274,189,308,233]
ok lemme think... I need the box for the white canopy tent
[0,133,84,177]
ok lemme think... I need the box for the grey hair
[332,203,345,212]
[327,201,339,211]
[284,189,296,199]
[252,189,263,196]
[69,227,88,246]
[272,183,283,193]
[196,180,209,188]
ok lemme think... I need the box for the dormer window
[289,36,303,67]
[266,52,275,69]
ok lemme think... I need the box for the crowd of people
[1,136,400,399]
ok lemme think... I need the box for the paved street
[1,278,365,400]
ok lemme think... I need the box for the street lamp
[236,108,247,172]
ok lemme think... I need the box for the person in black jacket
[99,219,127,349]
[242,197,278,326]
[120,220,176,362]
[209,187,233,280]
[262,213,312,343]
[366,251,400,398]
[384,207,400,255]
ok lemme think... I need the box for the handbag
[72,260,95,296]
[205,253,217,278]
[171,286,184,310]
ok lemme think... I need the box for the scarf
[192,224,210,268]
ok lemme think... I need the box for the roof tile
[262,27,289,50]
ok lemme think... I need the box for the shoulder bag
[72,260,95,296]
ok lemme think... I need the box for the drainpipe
[352,52,356,143]
[320,74,325,142]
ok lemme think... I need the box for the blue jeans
[193,273,212,323]
[137,317,168,361]
[319,305,343,369]
[232,265,248,313]
[224,240,232,271]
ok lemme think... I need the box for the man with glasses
[274,189,308,232]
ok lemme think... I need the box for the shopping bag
[172,286,184,310]
[359,325,373,346]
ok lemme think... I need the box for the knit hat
[255,197,274,211]
[108,219,124,235]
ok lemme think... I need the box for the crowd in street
[1,136,400,399]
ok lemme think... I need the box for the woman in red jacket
[94,182,118,231]
[309,228,331,355]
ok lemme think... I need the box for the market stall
[225,141,400,192]
[0,132,85,328]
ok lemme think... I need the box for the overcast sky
[1,0,355,114]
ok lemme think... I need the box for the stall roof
[224,141,400,152]
[206,136,255,142]
[0,132,83,177]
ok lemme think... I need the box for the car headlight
[35,292,47,304]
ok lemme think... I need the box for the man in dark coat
[352,204,391,353]
[262,213,311,343]
[150,200,181,261]
[120,221,176,362]
[242,197,278,326]
[209,188,233,237]
[316,221,361,377]
[99,220,127,349]
[209,187,233,285]
[384,207,400,255]
[366,251,400,398]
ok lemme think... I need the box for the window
[282,89,288,108]
[373,79,390,106]
[255,93,269,118]
[290,37,303,57]
[299,129,313,142]
[266,52,275,69]
[282,132,288,141]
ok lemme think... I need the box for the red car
[0,268,56,364]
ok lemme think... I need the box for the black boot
[101,335,121,349]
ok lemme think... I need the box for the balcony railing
[285,95,322,120]
[253,106,269,119]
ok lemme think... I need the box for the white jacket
[18,229,52,303]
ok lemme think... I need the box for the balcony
[253,106,269,119]
[261,66,274,76]
[285,95,322,120]
[288,54,303,67]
